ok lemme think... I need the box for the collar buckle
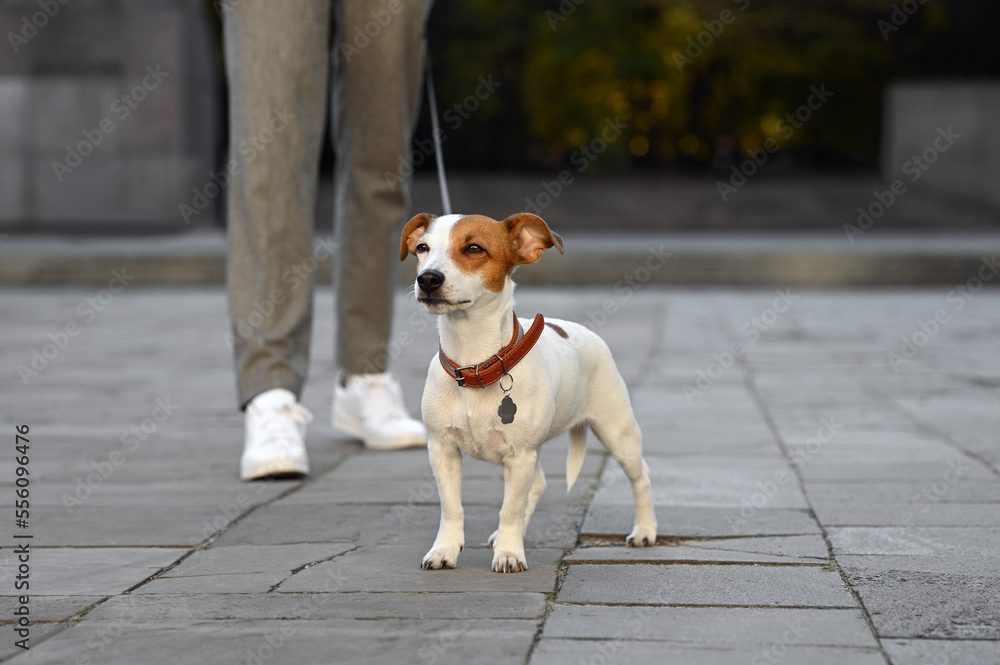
[450,364,484,388]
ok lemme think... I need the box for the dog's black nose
[417,270,445,294]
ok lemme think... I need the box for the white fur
[410,214,657,573]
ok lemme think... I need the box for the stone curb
[2,232,1000,287]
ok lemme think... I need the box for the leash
[425,64,452,215]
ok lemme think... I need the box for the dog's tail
[566,423,587,492]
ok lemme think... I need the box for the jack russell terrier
[399,212,657,573]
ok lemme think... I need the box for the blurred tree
[426,0,1000,172]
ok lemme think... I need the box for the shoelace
[257,403,313,448]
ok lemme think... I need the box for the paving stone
[31,503,262,547]
[557,564,854,607]
[812,501,1000,527]
[794,458,996,481]
[830,528,1000,639]
[15,618,540,665]
[841,565,1000,640]
[278,546,562,594]
[542,606,877,646]
[320,439,603,484]
[565,535,829,564]
[806,479,1000,504]
[26,548,184,595]
[882,638,1000,664]
[640,428,779,455]
[592,456,808,509]
[529,639,886,665]
[280,472,592,506]
[828,526,1000,560]
[213,500,586,549]
[0,625,67,662]
[0,595,103,622]
[211,502,440,547]
[34,480,288,509]
[582,504,821,538]
[5,286,1000,659]
[134,544,356,594]
[87,591,548,621]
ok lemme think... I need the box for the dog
[399,212,657,573]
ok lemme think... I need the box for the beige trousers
[224,0,432,407]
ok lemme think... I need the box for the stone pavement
[1,283,1000,664]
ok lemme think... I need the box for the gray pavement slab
[210,500,587,549]
[883,639,1000,664]
[31,504,260,547]
[542,605,877,647]
[3,285,1000,662]
[86,591,548,621]
[811,500,1000,527]
[0,595,102,622]
[15,618,540,665]
[26,548,183,596]
[0,627,67,664]
[582,503,822,538]
[529,639,887,665]
[557,564,854,607]
[277,545,563,594]
[830,527,1000,639]
[805,479,1000,504]
[829,526,1000,559]
[842,566,999,640]
[593,457,808,509]
[564,535,829,565]
[134,543,357,595]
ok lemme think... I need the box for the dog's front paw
[626,523,657,547]
[491,550,528,573]
[421,544,463,570]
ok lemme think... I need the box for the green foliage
[427,0,999,171]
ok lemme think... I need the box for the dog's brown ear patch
[400,213,436,261]
[503,213,564,265]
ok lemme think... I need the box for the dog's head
[399,213,564,314]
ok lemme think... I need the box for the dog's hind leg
[587,365,657,547]
[523,457,547,529]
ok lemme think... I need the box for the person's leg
[225,0,331,409]
[331,0,434,375]
[328,0,433,450]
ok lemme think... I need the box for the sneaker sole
[333,414,426,450]
[364,434,428,451]
[240,457,309,481]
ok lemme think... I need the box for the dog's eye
[415,243,429,254]
[465,244,485,254]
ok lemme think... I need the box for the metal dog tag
[498,395,517,424]
[497,371,516,424]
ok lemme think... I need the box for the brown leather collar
[439,312,545,388]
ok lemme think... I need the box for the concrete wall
[0,0,221,230]
[882,81,1000,211]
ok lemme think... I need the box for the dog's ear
[399,213,436,261]
[503,213,564,265]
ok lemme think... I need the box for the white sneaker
[240,388,312,480]
[332,373,427,450]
